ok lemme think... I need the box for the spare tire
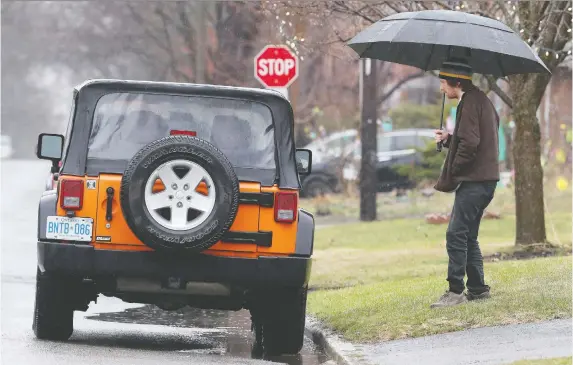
[120,135,239,253]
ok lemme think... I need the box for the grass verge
[307,211,572,343]
[310,212,571,290]
[308,256,571,343]
[301,184,572,224]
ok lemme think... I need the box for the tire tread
[120,136,240,253]
[32,269,74,341]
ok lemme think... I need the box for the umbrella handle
[437,93,446,152]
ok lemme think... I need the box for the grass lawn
[306,190,572,343]
[308,255,571,342]
[509,358,572,365]
[301,183,572,223]
[310,211,572,290]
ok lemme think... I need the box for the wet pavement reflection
[86,305,331,365]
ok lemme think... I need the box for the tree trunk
[509,73,551,245]
[359,59,378,221]
[193,2,206,84]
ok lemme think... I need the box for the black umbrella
[347,9,550,77]
[347,9,551,150]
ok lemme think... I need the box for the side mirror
[36,133,64,173]
[295,148,312,175]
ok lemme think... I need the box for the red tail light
[60,179,84,210]
[274,192,297,223]
[170,130,196,136]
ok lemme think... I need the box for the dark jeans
[446,181,497,294]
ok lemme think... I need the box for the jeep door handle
[106,187,114,222]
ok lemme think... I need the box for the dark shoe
[430,290,468,308]
[466,290,491,301]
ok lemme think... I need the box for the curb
[305,316,370,365]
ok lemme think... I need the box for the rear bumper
[37,241,312,288]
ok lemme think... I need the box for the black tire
[32,269,74,341]
[302,178,333,198]
[250,286,308,355]
[120,135,240,253]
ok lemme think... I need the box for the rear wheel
[32,269,75,341]
[303,178,333,198]
[250,286,308,355]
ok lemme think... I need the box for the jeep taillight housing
[60,179,83,210]
[274,192,297,223]
[170,130,196,136]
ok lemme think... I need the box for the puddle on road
[86,304,331,365]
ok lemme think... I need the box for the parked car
[300,128,435,197]
[34,79,314,355]
[303,129,358,164]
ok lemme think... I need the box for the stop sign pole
[254,45,299,100]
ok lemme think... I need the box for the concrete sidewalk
[307,318,572,365]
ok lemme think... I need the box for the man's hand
[435,129,449,143]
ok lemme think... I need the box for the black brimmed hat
[438,58,473,82]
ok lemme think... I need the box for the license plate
[46,216,93,242]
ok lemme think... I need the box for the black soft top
[60,79,300,189]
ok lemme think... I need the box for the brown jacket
[434,84,500,193]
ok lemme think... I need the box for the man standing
[431,58,500,308]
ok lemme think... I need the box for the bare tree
[504,1,572,245]
[456,1,572,245]
[1,1,265,158]
[27,2,263,85]
[117,2,263,85]
[1,2,76,157]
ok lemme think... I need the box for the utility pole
[194,1,206,84]
[359,58,378,221]
[290,9,304,117]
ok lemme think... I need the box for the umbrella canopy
[347,10,550,77]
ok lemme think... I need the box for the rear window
[87,92,276,170]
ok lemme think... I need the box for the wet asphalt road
[0,160,330,365]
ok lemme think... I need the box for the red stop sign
[254,45,299,88]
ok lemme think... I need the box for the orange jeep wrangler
[34,79,314,355]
